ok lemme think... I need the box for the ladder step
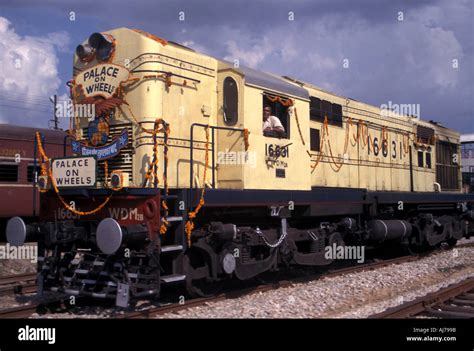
[74,269,89,274]
[166,216,183,222]
[164,195,179,199]
[161,274,186,283]
[161,245,183,253]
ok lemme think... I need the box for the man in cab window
[262,106,285,137]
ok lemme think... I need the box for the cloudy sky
[0,0,472,132]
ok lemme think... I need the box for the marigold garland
[185,125,210,247]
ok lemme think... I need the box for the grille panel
[81,123,133,185]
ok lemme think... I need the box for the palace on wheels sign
[51,156,97,188]
[75,63,130,100]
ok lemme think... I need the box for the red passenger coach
[0,124,69,238]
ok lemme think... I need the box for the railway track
[0,303,43,318]
[119,253,435,318]
[0,298,78,319]
[2,255,417,319]
[119,242,474,318]
[1,242,472,319]
[0,272,37,296]
[370,277,474,319]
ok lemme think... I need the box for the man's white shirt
[263,115,284,131]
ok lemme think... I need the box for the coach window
[0,163,19,182]
[426,152,432,169]
[223,77,238,126]
[310,128,321,152]
[27,164,40,182]
[417,151,424,167]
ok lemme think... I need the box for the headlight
[88,32,114,61]
[37,175,50,190]
[88,32,106,49]
[76,44,94,61]
[111,171,129,189]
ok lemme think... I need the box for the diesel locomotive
[6,27,474,306]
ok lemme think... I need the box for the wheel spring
[310,237,324,253]
[240,247,252,263]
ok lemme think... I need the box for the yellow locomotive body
[71,27,460,195]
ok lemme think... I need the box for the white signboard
[52,156,97,188]
[75,63,130,100]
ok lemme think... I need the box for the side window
[416,125,435,145]
[426,152,432,169]
[223,77,238,125]
[310,128,321,152]
[311,97,343,127]
[310,97,323,122]
[331,103,343,127]
[321,100,332,122]
[418,151,424,167]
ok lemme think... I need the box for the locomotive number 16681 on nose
[265,144,289,158]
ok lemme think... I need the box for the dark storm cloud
[1,0,473,131]
[2,0,447,35]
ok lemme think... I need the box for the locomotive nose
[6,217,35,246]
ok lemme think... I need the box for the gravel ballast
[158,246,474,318]
[6,241,471,319]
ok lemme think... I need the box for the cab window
[262,94,290,139]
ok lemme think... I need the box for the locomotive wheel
[183,249,223,297]
[446,237,458,247]
[325,232,345,264]
[329,232,344,247]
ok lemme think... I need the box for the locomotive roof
[461,134,474,143]
[239,65,310,100]
[0,124,67,142]
[220,60,310,100]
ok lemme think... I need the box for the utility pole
[49,94,58,130]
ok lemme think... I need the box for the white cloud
[210,9,465,113]
[0,16,70,126]
[223,35,274,68]
[180,39,211,55]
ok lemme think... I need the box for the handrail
[188,123,246,210]
[32,133,38,217]
[33,133,46,217]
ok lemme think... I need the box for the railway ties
[119,252,450,318]
[0,243,472,318]
[0,273,37,296]
[370,277,474,319]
